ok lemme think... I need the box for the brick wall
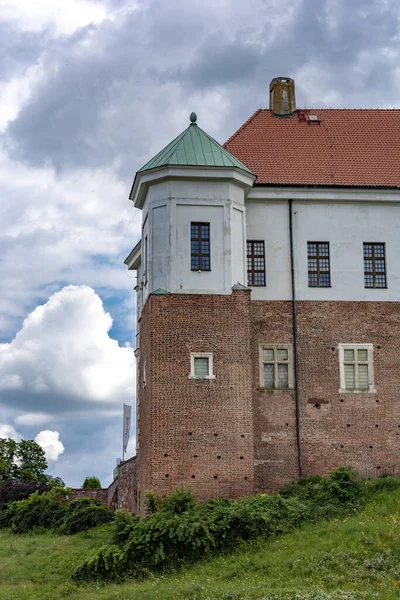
[71,457,138,513]
[70,488,108,504]
[136,289,255,513]
[297,300,400,479]
[250,301,300,491]
[134,294,400,507]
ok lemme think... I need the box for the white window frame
[189,353,215,380]
[259,344,294,390]
[338,343,376,393]
[143,360,147,388]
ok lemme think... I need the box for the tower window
[364,243,386,288]
[247,241,266,286]
[189,353,215,379]
[307,242,330,287]
[191,222,210,271]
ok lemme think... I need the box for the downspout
[288,199,303,478]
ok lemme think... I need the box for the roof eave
[124,239,141,270]
[130,165,257,209]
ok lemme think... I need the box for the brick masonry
[71,456,138,512]
[117,293,400,513]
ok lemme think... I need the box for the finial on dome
[190,112,197,124]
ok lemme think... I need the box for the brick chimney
[269,77,296,117]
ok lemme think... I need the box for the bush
[57,498,114,535]
[0,480,49,511]
[73,468,365,584]
[9,490,68,533]
[82,477,101,489]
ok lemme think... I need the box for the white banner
[123,404,132,454]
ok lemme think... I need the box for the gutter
[288,199,303,478]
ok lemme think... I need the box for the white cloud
[35,430,64,461]
[0,0,112,35]
[15,413,54,426]
[0,149,140,339]
[0,423,21,441]
[0,285,135,408]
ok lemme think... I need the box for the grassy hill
[1,487,399,600]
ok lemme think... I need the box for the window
[247,241,266,286]
[308,242,330,287]
[259,345,293,389]
[143,235,148,284]
[338,344,375,393]
[189,353,215,379]
[191,223,210,271]
[364,243,386,288]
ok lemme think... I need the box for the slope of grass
[0,488,399,600]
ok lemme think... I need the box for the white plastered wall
[245,189,400,301]
[139,177,248,296]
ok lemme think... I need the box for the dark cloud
[5,0,400,179]
[0,20,49,81]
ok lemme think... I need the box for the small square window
[189,353,215,379]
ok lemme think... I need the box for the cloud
[15,413,54,426]
[0,0,112,35]
[0,148,139,341]
[0,424,21,441]
[0,285,135,414]
[35,430,64,461]
[5,0,400,179]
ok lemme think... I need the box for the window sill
[338,388,376,394]
[188,375,216,380]
[258,387,294,392]
[308,286,332,289]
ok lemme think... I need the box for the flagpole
[122,403,125,462]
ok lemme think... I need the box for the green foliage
[9,490,68,533]
[82,476,102,489]
[145,487,197,515]
[15,440,48,482]
[57,498,114,535]
[73,468,365,584]
[1,485,400,599]
[0,480,49,511]
[0,438,17,481]
[0,438,50,483]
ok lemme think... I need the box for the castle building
[125,77,400,514]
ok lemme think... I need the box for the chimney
[269,77,296,117]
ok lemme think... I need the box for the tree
[82,476,102,489]
[0,438,50,482]
[0,438,17,481]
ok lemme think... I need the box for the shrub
[145,487,196,515]
[57,498,114,535]
[73,468,366,584]
[82,476,102,489]
[10,490,67,533]
[0,479,49,511]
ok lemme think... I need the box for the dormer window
[191,223,210,271]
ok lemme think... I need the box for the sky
[1,0,400,487]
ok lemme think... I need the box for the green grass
[1,489,400,600]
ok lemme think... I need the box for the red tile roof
[224,109,400,188]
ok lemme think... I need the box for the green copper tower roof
[138,113,254,175]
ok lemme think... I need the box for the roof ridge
[224,109,263,147]
[138,127,189,172]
